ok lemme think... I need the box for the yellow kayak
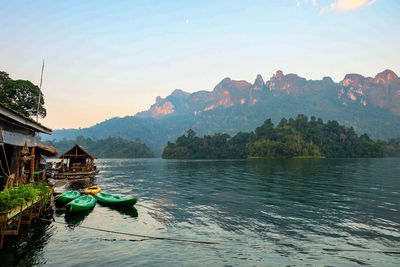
[84,186,101,195]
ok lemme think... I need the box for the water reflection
[67,180,98,194]
[0,221,53,266]
[63,210,94,229]
[1,158,399,266]
[99,205,139,218]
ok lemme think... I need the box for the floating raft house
[0,103,56,248]
[55,144,99,180]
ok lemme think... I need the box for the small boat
[84,186,101,195]
[66,195,96,212]
[94,193,138,207]
[58,190,81,203]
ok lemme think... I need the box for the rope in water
[34,217,400,254]
[323,248,400,254]
[34,217,219,244]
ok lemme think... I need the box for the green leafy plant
[0,182,51,212]
[33,181,51,207]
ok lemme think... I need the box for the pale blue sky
[0,0,399,129]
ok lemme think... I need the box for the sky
[0,0,399,129]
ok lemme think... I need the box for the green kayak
[66,195,96,212]
[94,193,138,206]
[58,190,81,203]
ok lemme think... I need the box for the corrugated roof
[0,103,52,134]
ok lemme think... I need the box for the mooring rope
[0,158,13,187]
[0,159,9,177]
[33,217,400,254]
[323,248,400,254]
[1,144,10,176]
[34,217,219,244]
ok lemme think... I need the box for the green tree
[162,115,386,160]
[187,129,196,139]
[0,80,46,118]
[385,138,400,157]
[0,71,11,88]
[255,119,274,139]
[44,135,155,158]
[278,118,288,127]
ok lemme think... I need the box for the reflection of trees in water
[248,158,366,203]
[158,159,352,236]
[0,221,53,266]
[157,160,271,232]
[249,158,326,179]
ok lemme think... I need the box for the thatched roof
[60,144,96,159]
[35,142,58,157]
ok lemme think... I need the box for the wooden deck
[53,169,100,180]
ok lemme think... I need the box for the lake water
[1,158,400,266]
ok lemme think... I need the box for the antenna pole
[36,59,45,122]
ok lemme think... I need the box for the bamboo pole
[36,60,45,122]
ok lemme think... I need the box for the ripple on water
[2,158,400,266]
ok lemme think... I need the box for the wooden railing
[59,163,95,173]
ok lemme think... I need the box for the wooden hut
[0,103,53,189]
[33,142,58,180]
[55,145,99,180]
[0,103,55,248]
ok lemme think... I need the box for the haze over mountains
[45,69,400,155]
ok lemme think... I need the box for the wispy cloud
[320,0,377,13]
[297,0,318,7]
[297,0,378,13]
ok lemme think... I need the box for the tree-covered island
[162,115,390,159]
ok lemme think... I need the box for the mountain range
[44,69,400,155]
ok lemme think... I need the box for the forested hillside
[43,69,400,156]
[43,136,155,158]
[162,115,386,159]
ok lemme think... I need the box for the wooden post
[0,219,5,248]
[9,146,21,186]
[30,147,35,183]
